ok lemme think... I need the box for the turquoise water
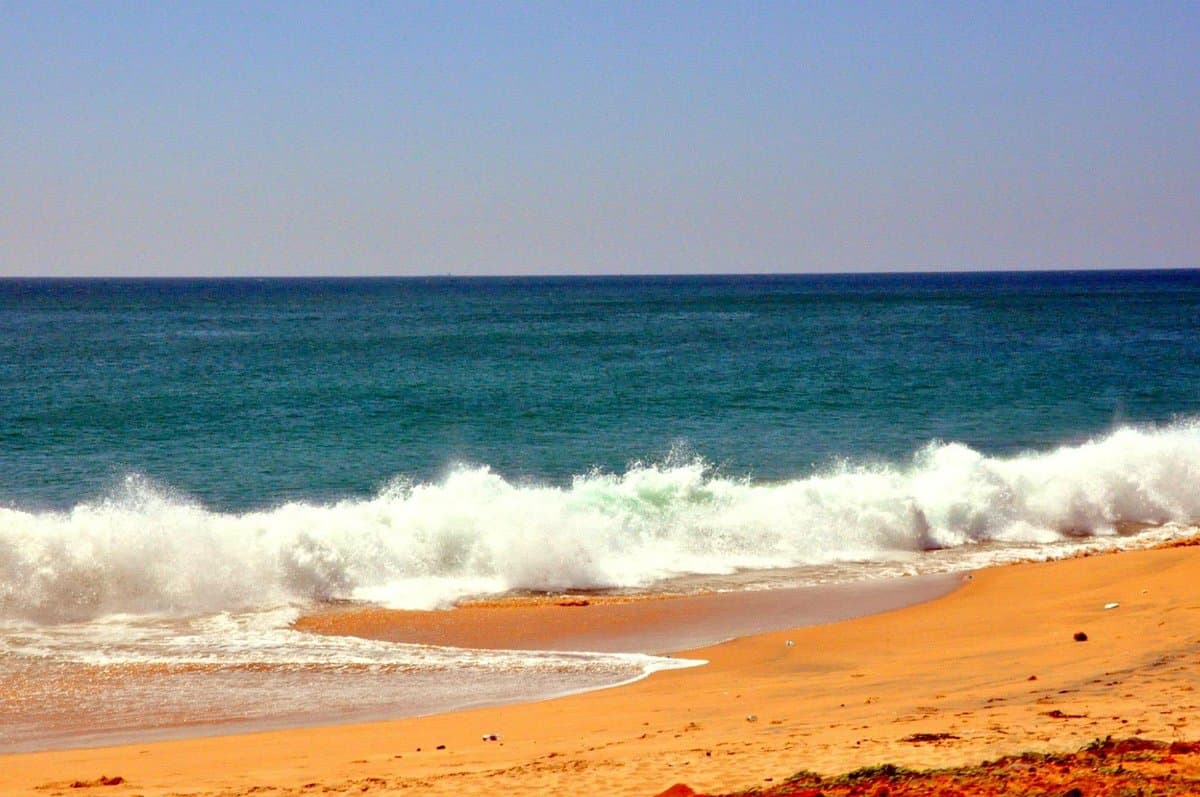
[4,270,1200,751]
[5,271,1199,511]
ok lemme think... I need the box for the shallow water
[0,609,694,753]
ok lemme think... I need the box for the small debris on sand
[69,775,124,788]
[1073,631,1088,641]
[900,732,959,743]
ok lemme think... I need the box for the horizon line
[2,266,1198,281]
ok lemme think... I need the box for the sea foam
[2,422,1199,623]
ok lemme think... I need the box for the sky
[2,1,1198,277]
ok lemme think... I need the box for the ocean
[3,270,1200,750]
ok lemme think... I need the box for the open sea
[3,270,1200,751]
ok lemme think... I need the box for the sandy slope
[3,543,1199,796]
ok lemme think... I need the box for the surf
[3,421,1199,624]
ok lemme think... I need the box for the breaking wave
[3,423,1200,623]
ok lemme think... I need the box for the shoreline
[3,543,1200,795]
[294,570,963,654]
[0,571,961,755]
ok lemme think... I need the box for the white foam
[0,610,689,675]
[2,422,1200,623]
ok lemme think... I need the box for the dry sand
[3,542,1199,796]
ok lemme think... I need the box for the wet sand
[3,543,1199,796]
[294,572,962,653]
[0,573,958,754]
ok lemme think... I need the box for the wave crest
[3,423,1199,623]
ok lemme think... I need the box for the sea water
[3,271,1200,750]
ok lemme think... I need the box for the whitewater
[2,424,1194,750]
[3,423,1198,626]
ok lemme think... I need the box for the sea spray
[3,422,1199,623]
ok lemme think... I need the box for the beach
[6,276,1200,793]
[3,541,1198,796]
[6,0,1199,787]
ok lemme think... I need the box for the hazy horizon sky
[3,2,1198,277]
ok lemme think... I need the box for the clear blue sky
[3,1,1197,276]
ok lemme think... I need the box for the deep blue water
[3,270,1199,511]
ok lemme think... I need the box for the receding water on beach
[3,271,1200,751]
[0,607,700,752]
